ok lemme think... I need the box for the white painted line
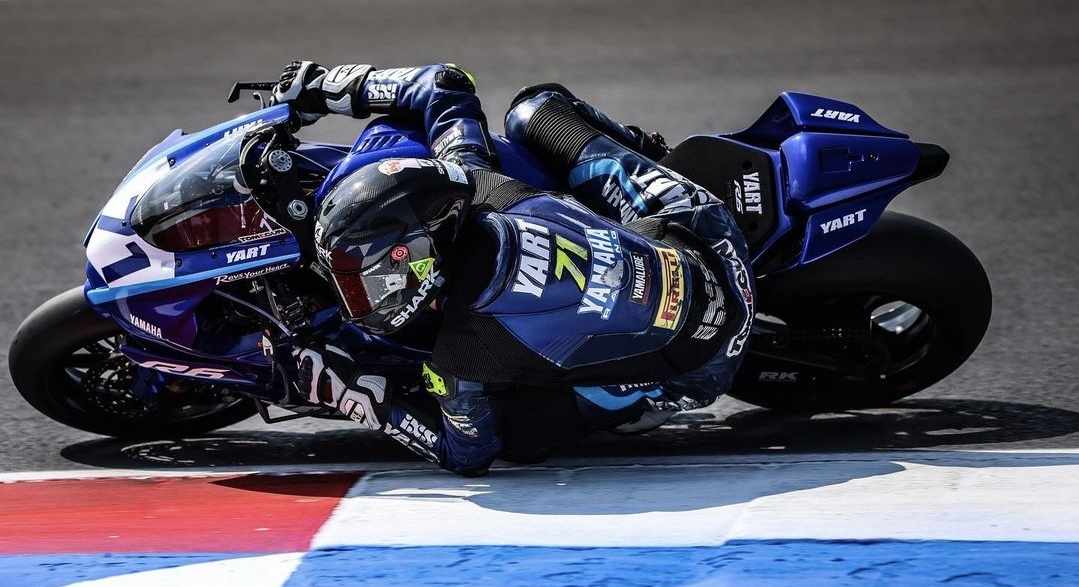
[312,450,1079,548]
[1,448,1077,482]
[67,552,305,587]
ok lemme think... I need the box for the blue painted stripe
[0,553,240,587]
[86,253,300,304]
[288,541,1079,586]
[569,158,648,213]
[4,541,1078,585]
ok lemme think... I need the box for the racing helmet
[315,158,473,334]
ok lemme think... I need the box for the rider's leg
[507,83,670,161]
[505,86,715,223]
[507,89,755,431]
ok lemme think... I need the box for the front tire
[8,287,258,438]
[728,212,992,411]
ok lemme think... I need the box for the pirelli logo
[653,246,684,330]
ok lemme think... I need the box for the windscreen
[131,135,283,252]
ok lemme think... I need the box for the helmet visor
[329,261,413,320]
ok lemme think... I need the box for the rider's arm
[273,61,496,170]
[415,365,502,476]
[298,346,499,475]
[376,385,500,477]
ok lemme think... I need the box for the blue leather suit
[322,64,753,475]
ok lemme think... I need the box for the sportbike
[9,82,991,440]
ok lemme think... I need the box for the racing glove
[271,60,331,125]
[272,60,376,125]
[296,348,389,430]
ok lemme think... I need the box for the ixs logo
[226,243,271,263]
[819,209,867,234]
[366,82,398,103]
[511,219,588,298]
[652,246,685,331]
[137,360,230,380]
[128,314,162,338]
[389,269,445,328]
[578,229,624,320]
[382,414,440,462]
[400,414,439,448]
[732,171,763,215]
[810,108,861,123]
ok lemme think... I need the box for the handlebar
[226,81,278,104]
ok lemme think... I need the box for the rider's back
[433,171,748,387]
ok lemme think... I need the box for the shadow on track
[342,449,1079,516]
[60,398,1079,471]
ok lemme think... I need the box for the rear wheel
[8,287,258,438]
[728,212,992,411]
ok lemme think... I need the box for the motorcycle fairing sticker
[652,246,685,331]
[86,157,177,290]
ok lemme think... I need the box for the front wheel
[8,287,258,438]
[728,212,992,411]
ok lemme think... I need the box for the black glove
[271,60,329,125]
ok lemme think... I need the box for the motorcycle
[8,82,991,440]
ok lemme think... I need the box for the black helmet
[315,158,473,334]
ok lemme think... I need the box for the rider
[270,61,754,475]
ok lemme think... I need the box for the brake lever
[226,81,278,104]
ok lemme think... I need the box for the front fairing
[83,105,302,359]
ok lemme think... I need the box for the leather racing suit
[280,63,753,475]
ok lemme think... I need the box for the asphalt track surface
[0,0,1077,472]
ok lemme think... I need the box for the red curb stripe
[0,473,361,554]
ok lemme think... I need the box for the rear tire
[727,212,992,411]
[8,287,258,438]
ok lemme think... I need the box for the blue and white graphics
[579,228,624,320]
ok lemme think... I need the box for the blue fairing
[722,91,923,267]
